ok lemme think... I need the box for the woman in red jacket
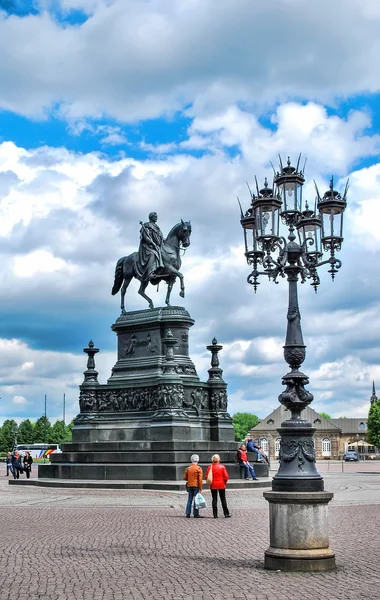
[205,454,231,519]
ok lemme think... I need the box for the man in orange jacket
[183,454,203,518]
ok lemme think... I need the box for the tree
[66,420,74,441]
[49,420,72,443]
[0,420,18,452]
[319,412,331,420]
[18,419,35,444]
[64,421,74,442]
[367,400,380,447]
[232,412,259,441]
[33,416,52,443]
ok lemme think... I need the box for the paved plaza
[1,464,379,600]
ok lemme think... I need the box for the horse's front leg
[165,277,175,306]
[166,267,185,298]
[138,280,154,309]
[177,270,185,298]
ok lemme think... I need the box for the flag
[38,449,44,458]
[45,449,55,457]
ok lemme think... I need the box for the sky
[1,0,380,425]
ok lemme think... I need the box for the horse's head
[166,219,192,249]
[180,219,192,248]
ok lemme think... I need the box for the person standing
[237,444,258,480]
[183,454,203,519]
[23,451,33,479]
[205,454,231,519]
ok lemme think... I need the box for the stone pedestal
[39,306,269,482]
[109,305,198,384]
[264,491,335,571]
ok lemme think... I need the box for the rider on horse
[112,215,191,311]
[135,212,164,282]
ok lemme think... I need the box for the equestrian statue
[112,212,192,312]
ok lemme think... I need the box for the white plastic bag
[194,491,207,510]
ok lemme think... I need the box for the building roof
[251,405,341,434]
[330,418,368,435]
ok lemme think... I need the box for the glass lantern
[240,207,257,257]
[275,157,305,214]
[316,179,348,251]
[252,180,282,242]
[297,202,322,257]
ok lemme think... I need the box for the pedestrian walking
[11,451,23,479]
[237,444,258,480]
[23,451,33,479]
[183,454,203,519]
[205,454,231,519]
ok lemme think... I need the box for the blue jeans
[186,486,200,516]
[242,463,257,479]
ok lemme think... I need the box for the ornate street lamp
[239,156,348,572]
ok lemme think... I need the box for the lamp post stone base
[263,491,335,572]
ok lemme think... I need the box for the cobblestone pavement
[1,471,379,600]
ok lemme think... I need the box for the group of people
[183,453,231,519]
[5,451,33,479]
[183,440,267,518]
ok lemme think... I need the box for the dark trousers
[211,488,229,517]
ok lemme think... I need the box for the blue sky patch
[0,0,39,17]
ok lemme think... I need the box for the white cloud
[12,396,28,405]
[12,250,74,278]
[186,103,380,175]
[0,338,84,421]
[1,98,380,420]
[1,1,380,121]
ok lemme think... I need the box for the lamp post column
[263,251,335,571]
[272,251,323,492]
[239,158,347,572]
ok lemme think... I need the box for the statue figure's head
[149,212,158,222]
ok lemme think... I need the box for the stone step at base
[38,461,269,481]
[51,450,265,465]
[61,441,240,452]
[9,478,272,491]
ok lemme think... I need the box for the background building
[330,418,377,459]
[250,406,341,461]
[250,406,379,461]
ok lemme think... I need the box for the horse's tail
[112,257,125,295]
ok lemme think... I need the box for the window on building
[275,438,281,458]
[322,437,331,457]
[260,438,269,454]
[267,419,274,425]
[314,418,321,424]
[358,422,366,431]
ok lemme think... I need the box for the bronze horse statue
[112,220,192,312]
